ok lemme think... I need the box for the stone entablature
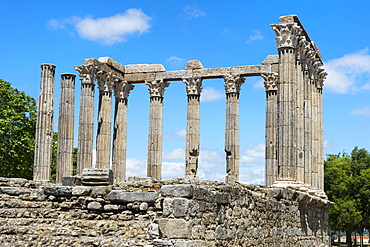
[0,177,332,246]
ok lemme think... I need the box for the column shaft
[224,75,244,183]
[96,73,112,169]
[145,80,169,179]
[277,47,297,181]
[75,66,95,175]
[184,78,202,180]
[296,59,305,184]
[33,64,55,181]
[263,73,278,187]
[112,81,134,183]
[56,73,76,183]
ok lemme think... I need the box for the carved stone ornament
[75,65,96,85]
[113,80,135,100]
[96,71,114,93]
[271,23,302,48]
[262,73,279,91]
[183,78,202,96]
[224,75,245,94]
[316,68,327,89]
[145,79,170,98]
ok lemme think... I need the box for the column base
[272,180,328,199]
[225,175,238,184]
[185,175,198,181]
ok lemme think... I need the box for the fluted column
[95,71,113,169]
[317,69,326,192]
[183,78,202,180]
[145,79,169,179]
[262,73,278,187]
[224,75,244,183]
[56,73,76,183]
[112,80,134,183]
[33,64,56,181]
[271,20,302,184]
[75,65,96,175]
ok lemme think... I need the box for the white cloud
[240,143,265,165]
[324,48,370,93]
[163,148,185,160]
[48,9,151,45]
[246,29,264,44]
[253,78,264,90]
[124,144,266,184]
[165,56,187,70]
[162,162,184,179]
[164,129,186,139]
[324,140,332,149]
[126,157,146,177]
[351,107,370,117]
[199,150,223,168]
[182,4,206,19]
[200,87,224,102]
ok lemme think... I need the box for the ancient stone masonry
[33,64,55,182]
[0,177,333,246]
[270,15,327,195]
[33,15,327,196]
[56,73,76,183]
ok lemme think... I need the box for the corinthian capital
[96,70,113,93]
[262,73,279,92]
[316,68,327,89]
[145,79,170,98]
[183,77,202,96]
[271,23,302,48]
[113,80,135,101]
[224,75,245,94]
[75,65,97,85]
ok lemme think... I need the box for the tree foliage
[325,147,370,246]
[0,79,37,179]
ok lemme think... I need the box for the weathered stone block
[193,187,214,202]
[87,201,102,210]
[43,186,73,196]
[158,219,190,239]
[72,186,91,196]
[81,168,113,185]
[185,60,203,70]
[62,176,82,186]
[163,198,174,216]
[161,185,193,198]
[214,192,231,204]
[0,187,30,196]
[108,190,158,202]
[173,198,189,217]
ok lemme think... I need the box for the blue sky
[1,0,370,184]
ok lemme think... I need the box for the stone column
[75,65,96,175]
[95,71,113,169]
[271,19,302,184]
[112,80,134,183]
[145,79,169,179]
[262,73,278,187]
[183,78,202,180]
[224,75,244,183]
[56,73,76,183]
[317,68,326,192]
[33,64,56,181]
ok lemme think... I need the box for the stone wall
[0,177,332,246]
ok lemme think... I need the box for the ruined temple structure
[33,15,327,194]
[26,15,333,246]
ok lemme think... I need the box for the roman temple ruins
[0,14,333,246]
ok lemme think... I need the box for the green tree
[325,147,370,247]
[0,79,37,179]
